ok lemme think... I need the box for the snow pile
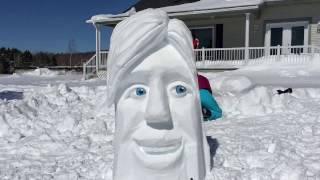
[207,73,320,118]
[211,75,254,95]
[195,70,320,180]
[217,86,283,117]
[22,68,63,77]
[204,60,320,88]
[311,53,320,65]
[206,87,320,180]
[0,84,115,179]
[0,66,320,179]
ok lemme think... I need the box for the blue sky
[0,0,138,53]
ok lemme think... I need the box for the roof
[162,0,264,13]
[87,0,282,25]
[88,8,136,24]
[127,0,200,12]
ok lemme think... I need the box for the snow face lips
[133,136,184,169]
[134,137,182,155]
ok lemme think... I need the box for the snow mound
[206,87,320,180]
[1,70,320,179]
[217,85,320,118]
[218,86,285,118]
[0,84,115,179]
[212,75,254,95]
[207,74,320,118]
[311,53,320,66]
[22,68,63,77]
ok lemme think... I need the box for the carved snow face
[113,44,206,180]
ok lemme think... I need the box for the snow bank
[311,53,320,66]
[0,84,115,179]
[22,68,63,77]
[206,86,320,180]
[200,74,320,179]
[207,74,320,118]
[210,75,254,95]
[1,71,320,179]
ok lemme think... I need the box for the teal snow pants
[200,89,222,121]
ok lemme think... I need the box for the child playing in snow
[198,74,222,120]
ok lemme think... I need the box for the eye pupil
[176,85,186,94]
[136,87,146,96]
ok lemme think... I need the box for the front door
[191,27,215,48]
[265,21,309,54]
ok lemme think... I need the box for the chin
[132,137,184,170]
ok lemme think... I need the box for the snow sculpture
[107,9,209,180]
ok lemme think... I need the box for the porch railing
[83,51,108,80]
[83,45,320,79]
[195,45,320,68]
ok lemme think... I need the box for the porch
[83,45,320,80]
[83,0,320,80]
[84,10,256,80]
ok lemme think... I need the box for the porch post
[94,23,101,73]
[245,13,250,61]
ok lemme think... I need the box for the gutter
[167,5,259,17]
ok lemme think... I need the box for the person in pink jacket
[198,74,222,120]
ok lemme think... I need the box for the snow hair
[107,8,197,106]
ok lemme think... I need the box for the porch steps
[97,70,108,80]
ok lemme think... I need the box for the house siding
[310,17,320,47]
[254,1,320,47]
[179,0,320,48]
[222,17,246,48]
[185,16,246,48]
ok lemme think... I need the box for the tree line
[0,47,94,69]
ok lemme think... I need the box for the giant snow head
[107,9,208,180]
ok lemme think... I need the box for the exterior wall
[184,16,246,48]
[180,0,320,48]
[222,17,246,48]
[310,17,320,47]
[253,1,320,47]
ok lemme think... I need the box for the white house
[83,0,320,79]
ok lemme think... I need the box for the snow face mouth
[131,132,184,169]
[135,138,182,155]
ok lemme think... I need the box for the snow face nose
[145,80,173,130]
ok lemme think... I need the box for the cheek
[115,98,147,139]
[169,93,200,116]
[169,94,202,139]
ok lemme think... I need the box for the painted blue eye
[135,87,146,96]
[175,85,187,95]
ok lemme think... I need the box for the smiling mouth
[134,138,182,155]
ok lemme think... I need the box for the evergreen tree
[21,50,33,67]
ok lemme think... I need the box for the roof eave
[167,5,259,17]
[87,5,260,26]
[86,17,124,25]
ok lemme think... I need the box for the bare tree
[68,39,77,67]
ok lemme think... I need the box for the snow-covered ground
[0,66,319,179]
